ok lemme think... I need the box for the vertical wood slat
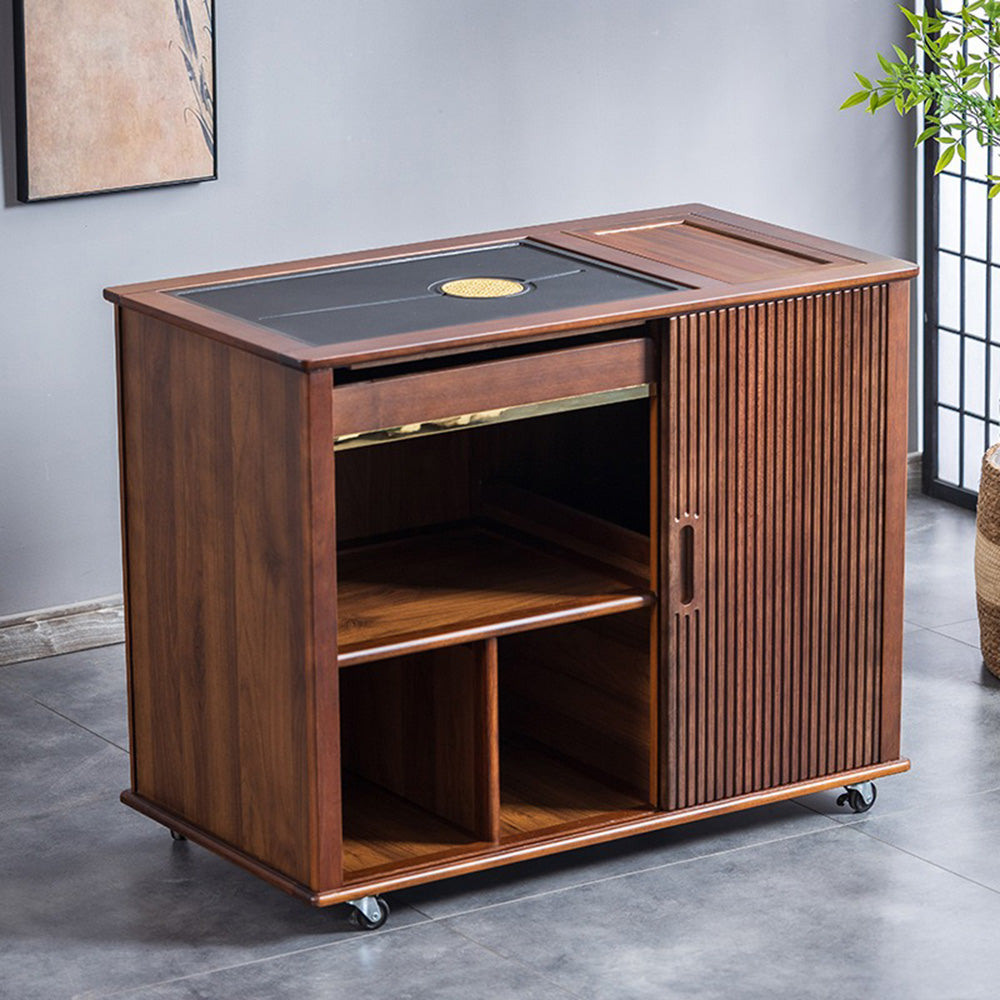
[660,284,899,809]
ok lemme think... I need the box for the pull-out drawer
[332,336,653,442]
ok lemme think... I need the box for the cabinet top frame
[104,203,917,370]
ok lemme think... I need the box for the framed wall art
[13,1,216,202]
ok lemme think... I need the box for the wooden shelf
[336,523,651,666]
[500,743,651,842]
[341,776,486,881]
[341,747,652,882]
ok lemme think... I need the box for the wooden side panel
[119,311,337,887]
[339,643,499,841]
[660,284,902,810]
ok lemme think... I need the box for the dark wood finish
[118,754,911,905]
[305,368,342,889]
[335,523,652,666]
[118,311,338,887]
[567,216,852,284]
[572,211,861,284]
[500,612,654,803]
[334,432,474,543]
[880,281,910,761]
[498,745,649,841]
[104,204,917,371]
[660,286,896,811]
[481,638,502,842]
[322,759,909,903]
[112,204,913,909]
[476,395,652,538]
[340,643,498,842]
[482,483,650,583]
[103,204,888,303]
[332,338,652,437]
[339,777,487,879]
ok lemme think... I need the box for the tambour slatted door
[660,285,907,811]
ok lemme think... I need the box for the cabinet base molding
[123,757,910,908]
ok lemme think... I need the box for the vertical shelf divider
[478,637,501,844]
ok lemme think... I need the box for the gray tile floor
[2,495,998,999]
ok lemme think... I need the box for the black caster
[169,829,187,841]
[836,781,877,814]
[347,895,390,930]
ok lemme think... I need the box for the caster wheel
[348,896,390,931]
[169,829,187,841]
[836,782,877,814]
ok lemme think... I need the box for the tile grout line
[446,923,588,1000]
[843,822,1000,899]
[76,916,443,999]
[29,699,129,753]
[74,808,1000,1000]
[922,626,981,649]
[79,821,846,997]
[406,816,846,924]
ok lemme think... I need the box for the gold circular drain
[439,277,526,298]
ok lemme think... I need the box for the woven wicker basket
[975,442,1000,679]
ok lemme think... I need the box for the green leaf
[989,181,1000,198]
[915,124,939,145]
[855,71,873,89]
[877,51,894,73]
[840,89,870,109]
[892,43,910,63]
[935,144,957,173]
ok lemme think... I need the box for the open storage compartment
[338,609,656,883]
[339,643,497,881]
[334,340,658,882]
[334,384,655,662]
[497,609,655,842]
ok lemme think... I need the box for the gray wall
[0,0,916,616]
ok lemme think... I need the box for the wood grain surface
[340,642,498,842]
[660,285,899,811]
[118,310,338,887]
[105,204,917,369]
[332,337,652,437]
[336,524,652,666]
[112,204,914,908]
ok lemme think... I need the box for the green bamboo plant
[843,2,1000,195]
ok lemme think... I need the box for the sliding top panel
[171,241,680,347]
